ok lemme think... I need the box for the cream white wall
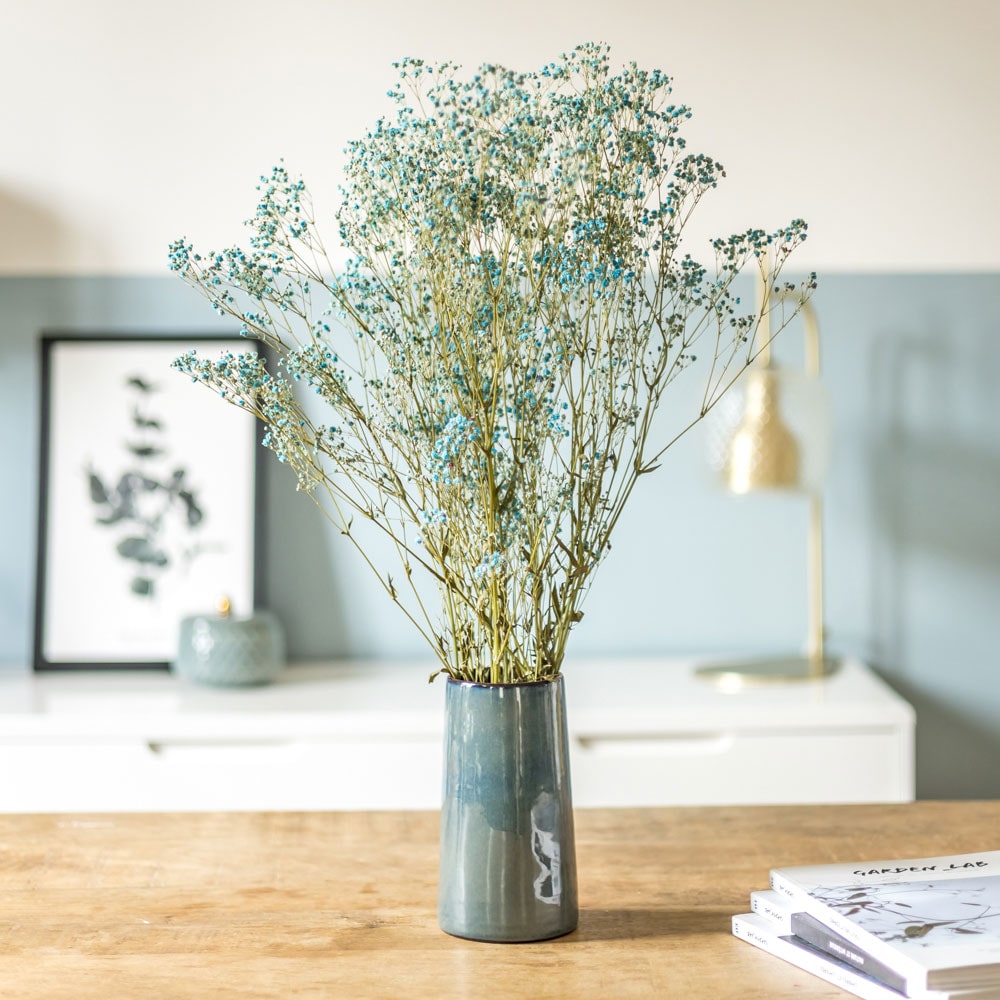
[2,0,996,275]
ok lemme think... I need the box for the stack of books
[733,850,1000,999]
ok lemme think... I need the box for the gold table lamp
[696,273,838,687]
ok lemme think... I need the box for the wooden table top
[2,802,998,999]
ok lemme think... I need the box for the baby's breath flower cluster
[170,44,814,684]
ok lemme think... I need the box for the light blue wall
[2,274,998,797]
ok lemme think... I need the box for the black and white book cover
[769,850,1000,992]
[751,888,907,991]
[732,910,1000,1000]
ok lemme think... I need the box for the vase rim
[444,674,563,690]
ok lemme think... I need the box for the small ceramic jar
[173,599,285,687]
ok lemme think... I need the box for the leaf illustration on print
[815,876,1000,948]
[132,407,162,431]
[88,470,111,506]
[177,488,204,527]
[904,922,954,939]
[87,372,209,598]
[126,442,166,459]
[116,536,169,567]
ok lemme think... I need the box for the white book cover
[732,911,1000,1000]
[769,850,1000,992]
[753,888,909,991]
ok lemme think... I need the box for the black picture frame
[33,333,264,671]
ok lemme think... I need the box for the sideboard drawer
[0,744,155,813]
[569,728,910,806]
[0,740,442,812]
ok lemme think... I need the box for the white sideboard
[0,658,914,812]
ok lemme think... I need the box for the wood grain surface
[1,802,997,999]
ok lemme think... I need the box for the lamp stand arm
[808,492,825,675]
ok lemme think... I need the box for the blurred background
[1,0,997,798]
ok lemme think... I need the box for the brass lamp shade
[724,366,800,494]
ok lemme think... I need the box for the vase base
[439,919,578,944]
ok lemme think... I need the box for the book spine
[731,913,904,1000]
[791,911,908,994]
[750,889,793,931]
[769,869,926,991]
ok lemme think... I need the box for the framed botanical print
[33,333,263,670]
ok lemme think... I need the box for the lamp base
[694,655,840,689]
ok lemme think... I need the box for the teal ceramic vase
[438,675,578,942]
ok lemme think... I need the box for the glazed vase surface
[438,674,578,942]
